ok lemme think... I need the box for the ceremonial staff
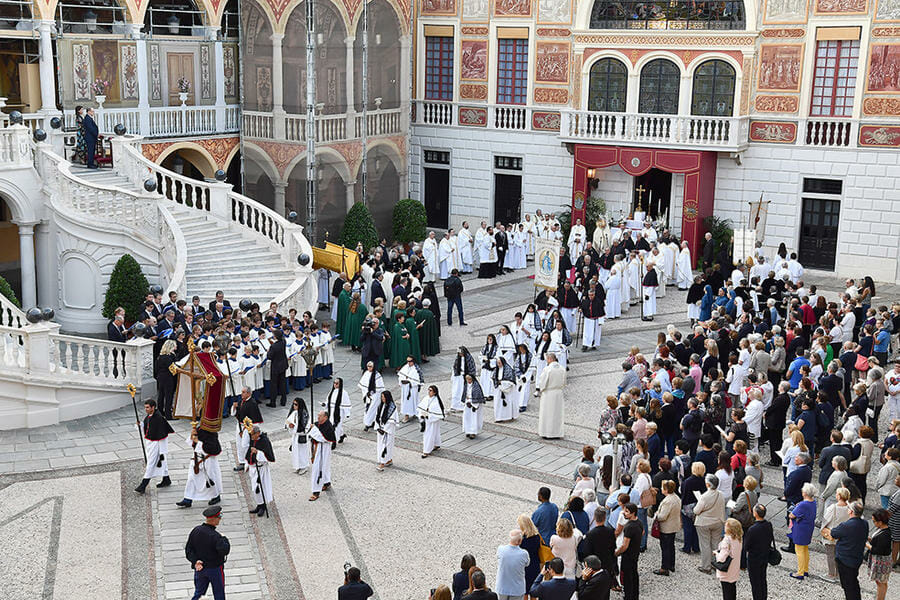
[127,383,147,465]
[639,253,645,321]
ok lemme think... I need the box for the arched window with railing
[0,0,32,31]
[144,0,205,37]
[221,0,239,39]
[588,58,628,112]
[691,59,736,117]
[56,0,127,35]
[639,59,680,114]
[590,0,745,31]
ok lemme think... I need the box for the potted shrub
[340,202,378,254]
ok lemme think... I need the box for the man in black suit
[764,381,791,465]
[265,329,288,408]
[107,314,126,342]
[702,232,715,269]
[528,558,575,600]
[579,507,618,580]
[207,291,231,314]
[743,504,775,600]
[818,430,852,484]
[83,107,99,168]
[465,570,498,600]
[495,223,509,274]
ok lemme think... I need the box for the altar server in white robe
[514,344,536,411]
[642,262,659,321]
[567,218,587,258]
[398,356,424,422]
[787,253,804,284]
[422,231,440,283]
[515,223,529,268]
[650,246,667,298]
[418,385,445,457]
[676,241,693,289]
[593,217,612,252]
[549,320,571,370]
[438,232,455,279]
[325,377,351,443]
[359,362,384,431]
[176,428,222,507]
[627,252,642,305]
[474,221,488,262]
[616,256,631,313]
[497,325,517,364]
[605,261,622,319]
[308,411,336,501]
[284,399,310,473]
[493,357,518,422]
[641,221,658,243]
[462,374,486,438]
[317,268,331,307]
[661,241,676,284]
[451,347,476,411]
[458,222,475,273]
[245,426,275,516]
[135,398,175,493]
[580,287,605,351]
[375,391,398,471]
[479,334,498,396]
[537,353,567,439]
[523,214,536,256]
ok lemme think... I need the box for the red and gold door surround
[571,145,717,258]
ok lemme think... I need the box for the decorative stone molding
[761,28,806,38]
[863,96,900,115]
[537,28,571,37]
[460,83,488,100]
[534,87,569,104]
[573,34,756,46]
[755,95,800,112]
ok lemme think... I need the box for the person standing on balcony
[83,107,99,169]
[72,105,86,164]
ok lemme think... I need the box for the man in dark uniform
[702,232,715,270]
[265,329,288,408]
[495,223,509,274]
[185,505,230,600]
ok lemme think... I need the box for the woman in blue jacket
[787,483,818,580]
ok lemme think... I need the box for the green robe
[343,304,366,347]
[404,316,422,363]
[389,321,411,368]
[414,309,440,357]
[335,290,351,342]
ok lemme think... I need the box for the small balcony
[60,104,241,138]
[559,109,750,152]
[241,106,404,143]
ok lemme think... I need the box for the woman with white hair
[694,473,726,573]
[787,483,818,580]
[156,339,178,419]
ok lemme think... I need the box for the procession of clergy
[134,208,693,514]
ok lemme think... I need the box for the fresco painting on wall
[814,0,867,13]
[92,41,121,102]
[460,40,488,81]
[462,0,489,21]
[538,0,571,24]
[763,0,809,23]
[535,42,570,84]
[73,43,92,101]
[876,0,900,20]
[494,0,532,17]
[757,44,803,92]
[421,0,457,15]
[120,44,138,100]
[867,44,900,93]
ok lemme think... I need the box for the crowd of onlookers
[423,269,900,600]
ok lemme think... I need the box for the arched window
[691,60,736,117]
[639,59,680,114]
[144,0,205,37]
[588,58,628,112]
[56,0,126,35]
[590,0,745,30]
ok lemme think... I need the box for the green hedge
[340,202,378,252]
[0,275,19,308]
[392,198,427,244]
[102,254,150,322]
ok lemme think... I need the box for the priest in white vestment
[651,246,667,298]
[458,222,474,273]
[537,353,566,438]
[422,232,439,282]
[568,218,586,259]
[676,241,693,289]
[438,232,454,280]
[523,214,536,256]
[593,217,612,252]
[605,262,622,318]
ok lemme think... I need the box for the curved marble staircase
[0,126,317,429]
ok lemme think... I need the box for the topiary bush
[102,254,150,322]
[392,198,427,244]
[0,274,19,308]
[340,202,378,252]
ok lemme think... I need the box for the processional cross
[634,184,647,212]
[170,340,216,421]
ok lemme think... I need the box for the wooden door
[167,53,195,105]
[493,173,522,224]
[798,197,840,270]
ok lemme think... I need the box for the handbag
[681,502,696,520]
[650,518,661,539]
[640,487,656,508]
[712,554,733,572]
[767,539,782,566]
[538,537,554,564]
[855,353,870,371]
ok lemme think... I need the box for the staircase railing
[0,294,25,328]
[113,136,317,312]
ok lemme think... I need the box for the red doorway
[571,145,717,259]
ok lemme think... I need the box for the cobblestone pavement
[1,267,894,599]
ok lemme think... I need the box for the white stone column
[274,181,288,216]
[271,32,286,139]
[16,222,37,309]
[345,181,356,211]
[345,37,356,138]
[34,221,54,309]
[214,35,226,130]
[399,35,412,119]
[135,29,151,136]
[38,21,58,113]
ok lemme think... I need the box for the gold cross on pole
[634,184,646,212]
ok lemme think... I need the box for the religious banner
[748,195,770,242]
[534,238,560,290]
[172,342,225,433]
[732,229,757,263]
